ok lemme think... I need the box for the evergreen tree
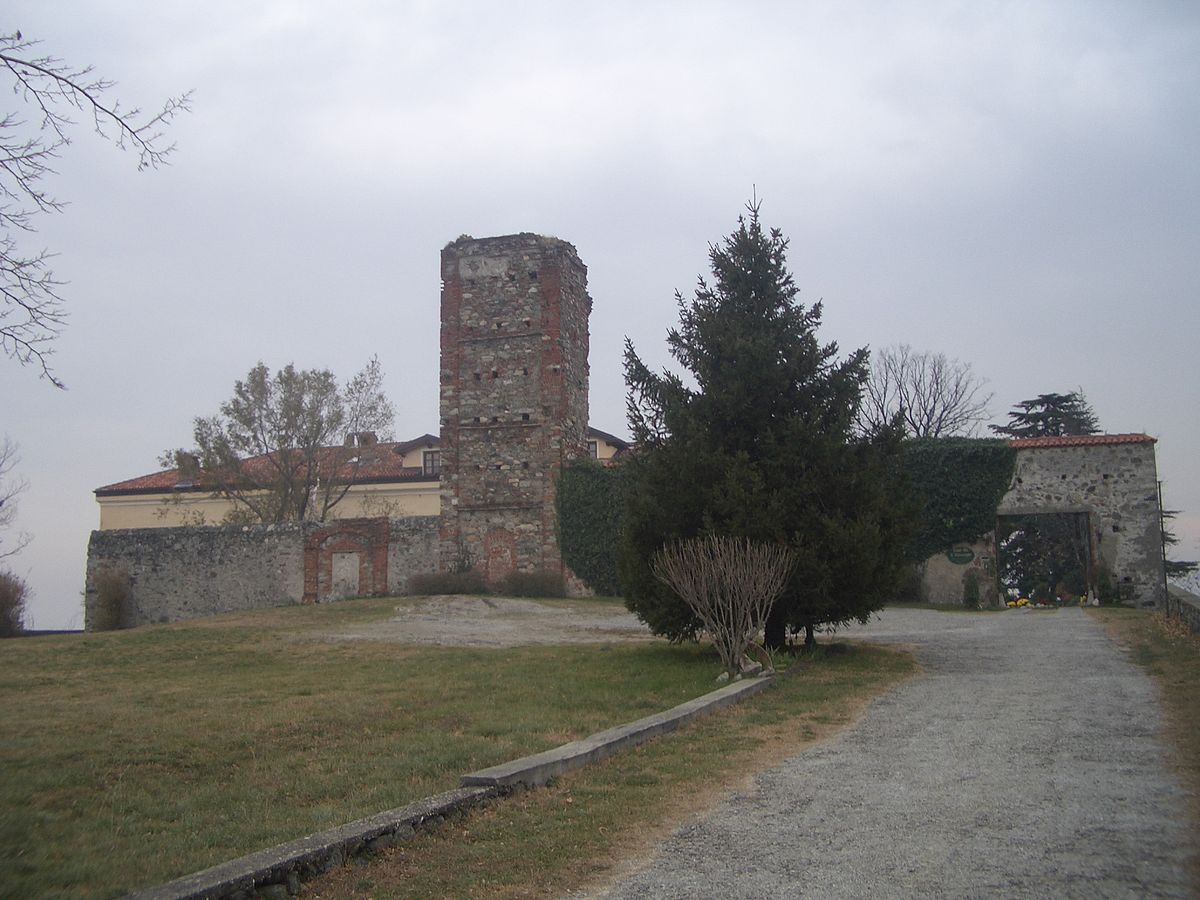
[1161,509,1199,579]
[619,205,913,649]
[990,391,1099,438]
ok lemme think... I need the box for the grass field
[306,638,918,898]
[0,597,741,898]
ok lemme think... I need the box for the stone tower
[438,233,590,585]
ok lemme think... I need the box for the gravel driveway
[592,607,1195,898]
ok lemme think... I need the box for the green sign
[946,545,975,565]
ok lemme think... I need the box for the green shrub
[0,570,28,637]
[91,565,132,631]
[407,570,488,596]
[499,569,565,598]
[962,569,981,609]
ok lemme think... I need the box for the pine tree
[990,391,1099,438]
[619,204,914,649]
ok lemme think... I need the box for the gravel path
[593,608,1195,899]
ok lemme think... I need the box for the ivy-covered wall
[900,438,1017,562]
[556,461,629,596]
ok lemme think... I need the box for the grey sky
[4,1,1198,627]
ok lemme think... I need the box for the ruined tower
[438,234,590,585]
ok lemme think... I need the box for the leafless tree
[1,31,190,386]
[859,344,993,438]
[0,435,30,559]
[652,535,795,677]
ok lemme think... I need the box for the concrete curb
[462,675,774,788]
[126,787,497,900]
[126,673,775,899]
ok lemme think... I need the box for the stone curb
[125,787,497,900]
[462,674,774,788]
[126,673,775,899]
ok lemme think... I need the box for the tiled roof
[95,439,437,496]
[97,425,631,496]
[1007,433,1155,450]
[587,426,631,449]
[393,433,440,456]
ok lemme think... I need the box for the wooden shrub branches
[651,535,795,676]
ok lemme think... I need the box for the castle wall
[438,234,590,586]
[84,517,439,629]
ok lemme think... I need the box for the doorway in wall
[995,512,1093,604]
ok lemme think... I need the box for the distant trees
[859,344,992,437]
[1161,509,1198,580]
[0,569,27,636]
[0,436,30,560]
[619,204,913,650]
[990,391,1099,438]
[165,358,395,524]
[1,31,189,386]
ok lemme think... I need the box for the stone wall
[921,538,999,607]
[438,234,590,587]
[997,438,1165,607]
[85,516,439,630]
[1166,585,1200,634]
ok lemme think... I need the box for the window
[423,450,441,476]
[588,441,598,459]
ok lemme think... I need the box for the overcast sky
[4,1,1198,628]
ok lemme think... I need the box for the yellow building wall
[590,436,624,461]
[97,481,440,530]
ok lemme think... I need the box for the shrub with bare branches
[652,535,795,676]
[90,565,131,631]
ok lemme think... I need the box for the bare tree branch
[0,31,191,386]
[0,435,31,559]
[859,343,993,438]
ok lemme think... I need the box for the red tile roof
[97,426,629,496]
[95,439,438,496]
[1007,433,1155,450]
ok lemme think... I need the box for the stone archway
[995,511,1094,603]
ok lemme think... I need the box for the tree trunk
[764,605,787,651]
[804,622,815,649]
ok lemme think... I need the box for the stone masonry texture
[438,233,591,587]
[84,517,438,629]
[997,441,1165,607]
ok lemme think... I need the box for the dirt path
[331,595,656,647]
[591,607,1196,898]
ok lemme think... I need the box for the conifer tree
[990,391,1099,438]
[619,204,913,648]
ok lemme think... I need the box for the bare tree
[1,31,190,386]
[164,358,396,524]
[652,535,795,677]
[0,436,30,559]
[859,344,992,437]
